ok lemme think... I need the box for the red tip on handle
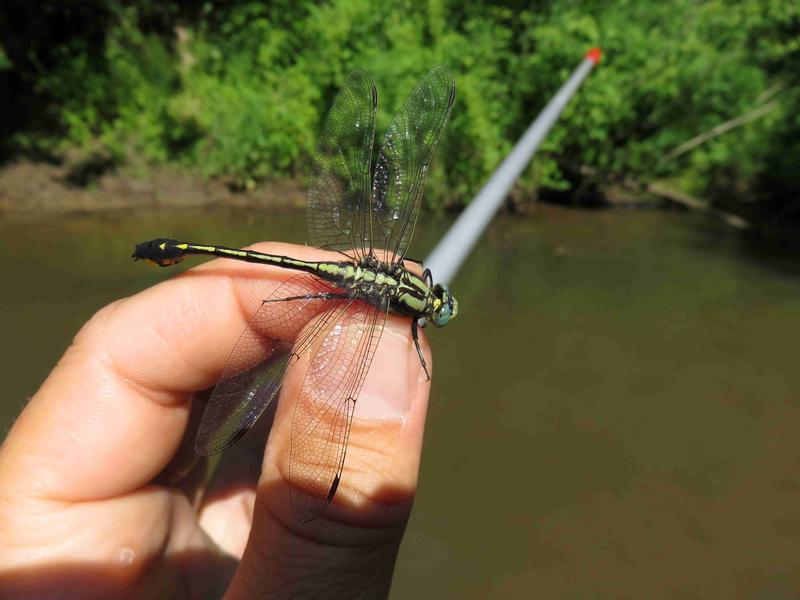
[585,47,602,65]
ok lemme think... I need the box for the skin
[0,242,432,599]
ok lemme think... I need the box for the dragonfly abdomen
[132,238,324,275]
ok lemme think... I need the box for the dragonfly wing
[307,70,378,260]
[372,66,455,265]
[289,299,388,522]
[196,274,355,455]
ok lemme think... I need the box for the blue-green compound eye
[431,287,458,327]
[432,304,452,326]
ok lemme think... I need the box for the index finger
[0,242,341,502]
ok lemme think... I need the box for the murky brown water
[2,204,799,597]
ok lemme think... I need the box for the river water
[2,204,799,597]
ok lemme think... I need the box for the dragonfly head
[430,284,458,327]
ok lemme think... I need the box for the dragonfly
[133,66,457,522]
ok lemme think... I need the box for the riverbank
[0,157,700,216]
[4,157,796,251]
[0,159,306,217]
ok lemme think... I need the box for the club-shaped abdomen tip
[132,241,150,261]
[132,239,184,267]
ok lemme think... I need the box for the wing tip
[194,425,250,456]
[430,64,455,82]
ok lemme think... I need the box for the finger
[152,388,209,497]
[0,243,340,503]
[227,313,432,598]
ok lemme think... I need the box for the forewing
[307,70,377,260]
[288,300,388,522]
[195,274,354,455]
[372,66,455,265]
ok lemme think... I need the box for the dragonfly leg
[422,268,433,287]
[411,319,431,381]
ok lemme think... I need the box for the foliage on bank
[1,0,797,219]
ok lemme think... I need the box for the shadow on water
[2,203,800,597]
[737,231,800,279]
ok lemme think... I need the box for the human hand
[0,242,432,599]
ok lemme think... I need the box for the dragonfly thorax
[361,261,457,327]
[321,258,457,327]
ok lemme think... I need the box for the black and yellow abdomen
[132,238,322,274]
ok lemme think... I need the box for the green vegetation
[1,1,798,221]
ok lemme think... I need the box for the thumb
[226,314,432,599]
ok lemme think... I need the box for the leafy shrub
[1,0,797,215]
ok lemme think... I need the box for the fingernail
[354,318,422,421]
